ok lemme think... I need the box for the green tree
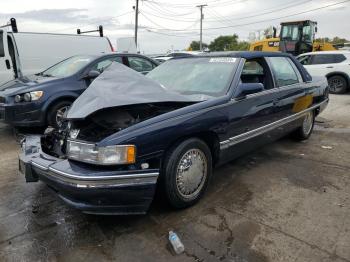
[315,36,348,45]
[188,40,208,51]
[208,34,249,51]
[332,37,348,45]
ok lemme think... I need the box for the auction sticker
[209,57,236,63]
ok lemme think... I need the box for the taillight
[107,38,114,52]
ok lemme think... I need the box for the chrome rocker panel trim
[220,99,328,150]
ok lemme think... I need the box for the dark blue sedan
[19,52,329,215]
[0,53,158,127]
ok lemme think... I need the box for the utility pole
[197,4,207,51]
[134,0,139,48]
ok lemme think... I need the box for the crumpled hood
[67,62,198,120]
[0,74,62,96]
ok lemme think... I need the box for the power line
[206,0,313,22]
[140,11,199,31]
[141,0,350,32]
[202,0,350,30]
[141,9,198,22]
[143,1,196,16]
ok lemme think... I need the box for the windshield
[40,55,95,78]
[147,57,237,97]
[281,25,300,41]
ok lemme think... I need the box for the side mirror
[235,83,264,100]
[84,70,100,79]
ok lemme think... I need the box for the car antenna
[77,25,103,37]
[0,18,18,33]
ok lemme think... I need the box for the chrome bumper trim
[30,160,159,188]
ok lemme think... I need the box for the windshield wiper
[42,73,53,77]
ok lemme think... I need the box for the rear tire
[162,138,212,209]
[47,100,72,128]
[328,75,348,94]
[292,110,315,141]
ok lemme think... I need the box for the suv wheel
[162,138,212,209]
[328,75,348,94]
[47,101,72,128]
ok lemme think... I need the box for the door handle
[5,59,11,69]
[326,66,333,69]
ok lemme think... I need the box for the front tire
[292,110,315,141]
[47,100,72,128]
[328,75,348,94]
[162,138,212,209]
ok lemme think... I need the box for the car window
[92,56,123,73]
[333,54,346,63]
[128,56,154,72]
[0,31,4,57]
[269,57,299,87]
[242,61,264,75]
[310,54,346,65]
[297,55,311,65]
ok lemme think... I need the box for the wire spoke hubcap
[176,149,207,199]
[302,111,313,135]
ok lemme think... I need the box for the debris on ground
[32,203,39,214]
[321,145,333,149]
[169,231,185,255]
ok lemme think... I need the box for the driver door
[0,30,15,85]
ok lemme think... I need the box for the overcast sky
[1,0,349,54]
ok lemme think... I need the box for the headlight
[14,95,22,103]
[66,140,136,165]
[14,91,43,103]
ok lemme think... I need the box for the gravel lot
[0,94,349,262]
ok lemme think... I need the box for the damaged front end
[19,101,193,215]
[18,62,202,214]
[41,102,192,158]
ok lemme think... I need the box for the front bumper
[0,103,44,126]
[19,136,159,215]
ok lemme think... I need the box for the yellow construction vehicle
[250,20,337,56]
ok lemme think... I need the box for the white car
[297,51,350,94]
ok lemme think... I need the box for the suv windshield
[40,55,95,78]
[147,57,237,97]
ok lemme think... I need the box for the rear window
[0,31,4,57]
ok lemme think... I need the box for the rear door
[304,54,339,77]
[220,58,281,162]
[0,30,15,85]
[268,56,313,124]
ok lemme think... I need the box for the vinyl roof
[197,51,293,59]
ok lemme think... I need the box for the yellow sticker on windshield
[209,58,236,63]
